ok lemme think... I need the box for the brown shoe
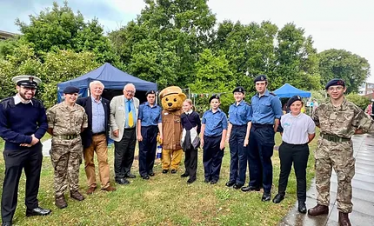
[86,187,96,195]
[55,195,68,209]
[308,204,329,216]
[102,185,116,192]
[339,212,351,226]
[70,191,85,201]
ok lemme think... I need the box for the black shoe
[225,181,235,187]
[187,178,196,184]
[141,175,150,180]
[181,172,189,178]
[1,222,11,226]
[26,207,52,217]
[115,178,130,185]
[170,169,177,174]
[241,186,261,192]
[210,179,218,184]
[298,201,307,214]
[262,193,271,202]
[162,169,169,174]
[125,173,136,178]
[204,178,210,183]
[148,172,155,177]
[272,193,285,203]
[234,184,244,189]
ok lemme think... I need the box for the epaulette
[269,92,276,96]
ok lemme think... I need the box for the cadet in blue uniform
[137,90,162,179]
[242,75,283,202]
[200,95,228,184]
[226,87,252,189]
[0,75,51,226]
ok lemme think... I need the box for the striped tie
[127,101,134,127]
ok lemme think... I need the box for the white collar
[185,110,193,114]
[14,94,33,105]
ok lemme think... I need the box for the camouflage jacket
[47,102,88,136]
[312,98,372,138]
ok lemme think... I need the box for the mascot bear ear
[178,93,187,101]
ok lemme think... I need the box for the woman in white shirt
[272,95,316,214]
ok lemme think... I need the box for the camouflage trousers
[315,137,355,213]
[50,137,83,197]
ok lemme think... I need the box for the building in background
[0,30,17,40]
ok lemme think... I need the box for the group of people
[0,74,371,226]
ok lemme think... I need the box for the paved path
[280,134,374,226]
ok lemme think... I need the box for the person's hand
[137,134,143,142]
[200,138,204,148]
[20,143,31,147]
[244,138,249,147]
[220,141,225,150]
[159,134,163,142]
[30,134,39,146]
[113,130,119,137]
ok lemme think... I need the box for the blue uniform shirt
[251,90,282,125]
[138,102,162,127]
[202,108,228,137]
[228,100,252,125]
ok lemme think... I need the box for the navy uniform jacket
[76,96,110,148]
[0,97,48,151]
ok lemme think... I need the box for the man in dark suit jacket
[76,81,116,194]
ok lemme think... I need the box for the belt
[321,133,350,142]
[232,124,247,128]
[92,131,105,136]
[283,141,308,147]
[252,123,273,128]
[124,127,136,130]
[54,134,79,140]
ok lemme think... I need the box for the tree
[109,0,216,89]
[318,49,370,93]
[274,23,321,91]
[188,49,234,113]
[16,1,118,64]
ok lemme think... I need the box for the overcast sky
[1,0,373,81]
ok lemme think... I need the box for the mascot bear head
[159,86,187,112]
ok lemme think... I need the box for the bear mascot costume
[159,86,187,173]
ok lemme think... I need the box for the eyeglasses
[125,90,135,94]
[328,86,344,91]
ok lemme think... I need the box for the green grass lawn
[0,131,319,226]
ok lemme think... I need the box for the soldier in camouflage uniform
[47,86,88,209]
[309,79,372,226]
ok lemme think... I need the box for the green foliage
[346,93,370,110]
[189,49,234,113]
[318,49,370,93]
[15,1,118,64]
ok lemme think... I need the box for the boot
[70,191,85,201]
[55,195,68,209]
[338,212,351,226]
[298,200,307,214]
[308,204,329,216]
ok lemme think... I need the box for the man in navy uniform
[0,75,51,226]
[242,75,282,202]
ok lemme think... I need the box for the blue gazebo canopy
[273,83,311,98]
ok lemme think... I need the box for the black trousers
[278,142,309,202]
[203,136,224,181]
[114,128,136,179]
[138,126,158,177]
[229,125,247,185]
[2,143,43,222]
[184,147,198,180]
[248,125,275,193]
